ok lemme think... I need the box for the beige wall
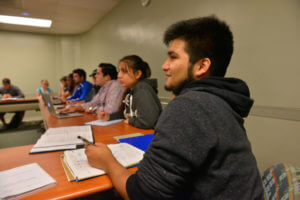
[0,32,81,97]
[0,0,299,171]
[0,31,58,96]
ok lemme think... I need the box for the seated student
[67,68,92,103]
[85,69,101,103]
[61,63,125,115]
[58,76,67,99]
[36,80,54,98]
[0,78,25,128]
[85,16,263,200]
[98,55,162,129]
[60,73,75,102]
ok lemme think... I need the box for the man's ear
[104,74,111,82]
[134,70,142,80]
[193,58,211,79]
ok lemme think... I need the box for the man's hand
[97,111,110,121]
[85,143,132,200]
[2,94,12,99]
[67,100,76,105]
[85,143,116,172]
[59,107,77,113]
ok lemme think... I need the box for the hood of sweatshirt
[137,79,158,94]
[180,77,254,118]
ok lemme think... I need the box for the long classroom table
[0,98,39,112]
[0,98,153,200]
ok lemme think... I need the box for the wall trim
[159,96,300,121]
[250,105,300,121]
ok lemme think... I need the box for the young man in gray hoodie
[85,16,264,200]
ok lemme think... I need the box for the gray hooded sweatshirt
[126,77,264,200]
[124,79,162,129]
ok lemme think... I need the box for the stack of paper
[0,163,56,200]
[61,143,144,181]
[30,125,94,153]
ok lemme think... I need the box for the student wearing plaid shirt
[61,63,125,115]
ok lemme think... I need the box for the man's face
[73,73,81,84]
[92,76,97,85]
[95,67,106,86]
[162,38,191,94]
[3,84,11,90]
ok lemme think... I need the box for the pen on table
[77,136,94,146]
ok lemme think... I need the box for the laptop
[52,97,64,105]
[42,93,83,118]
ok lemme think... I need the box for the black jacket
[126,77,264,200]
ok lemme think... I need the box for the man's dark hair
[98,63,118,80]
[73,68,86,80]
[2,78,11,85]
[163,16,233,77]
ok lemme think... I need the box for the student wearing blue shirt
[67,68,92,103]
[36,80,54,98]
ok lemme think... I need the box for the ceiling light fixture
[0,15,52,28]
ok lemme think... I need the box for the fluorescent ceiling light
[0,15,52,28]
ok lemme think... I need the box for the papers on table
[85,119,123,126]
[30,125,94,153]
[62,143,144,181]
[0,163,56,200]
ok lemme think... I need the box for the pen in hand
[77,135,94,146]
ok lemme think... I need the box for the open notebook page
[34,125,93,148]
[64,143,145,181]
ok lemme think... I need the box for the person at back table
[66,68,92,103]
[61,63,125,115]
[97,55,162,129]
[36,80,54,98]
[0,78,25,129]
[85,16,264,200]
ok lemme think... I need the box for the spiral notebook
[61,143,145,181]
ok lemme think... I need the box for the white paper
[64,143,144,181]
[0,163,56,200]
[85,119,123,126]
[30,125,93,153]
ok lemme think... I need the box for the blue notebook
[118,134,154,151]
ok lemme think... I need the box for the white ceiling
[0,0,123,35]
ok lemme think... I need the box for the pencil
[77,135,94,145]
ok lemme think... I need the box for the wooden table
[0,98,39,112]
[0,99,153,199]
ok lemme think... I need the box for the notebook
[42,93,83,118]
[30,125,94,153]
[118,134,154,151]
[0,163,56,200]
[61,143,144,181]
